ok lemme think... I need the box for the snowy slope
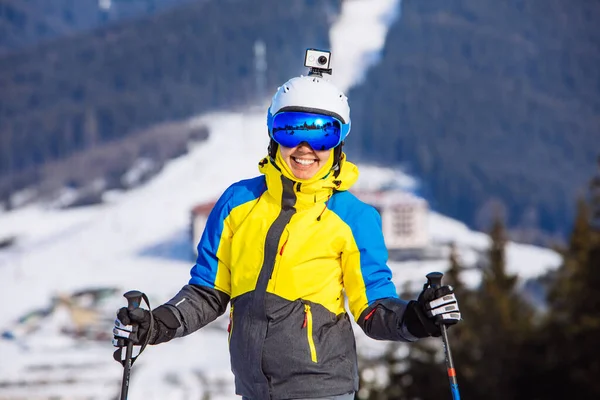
[0,1,561,399]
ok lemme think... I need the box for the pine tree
[523,161,600,399]
[547,198,590,321]
[557,174,600,396]
[446,241,467,298]
[481,216,523,328]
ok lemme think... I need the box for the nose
[297,141,314,151]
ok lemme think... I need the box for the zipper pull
[302,304,309,328]
[228,306,234,333]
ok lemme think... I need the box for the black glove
[403,285,461,338]
[112,305,180,363]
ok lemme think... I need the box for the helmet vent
[283,86,290,93]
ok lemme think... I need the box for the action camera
[305,48,333,77]
[305,48,331,69]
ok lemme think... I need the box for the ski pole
[426,272,461,400]
[120,290,144,400]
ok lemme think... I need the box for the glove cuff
[150,305,181,345]
[403,300,442,338]
[403,301,429,338]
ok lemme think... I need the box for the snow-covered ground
[0,1,561,399]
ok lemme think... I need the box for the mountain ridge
[346,0,600,244]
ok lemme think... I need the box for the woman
[113,69,460,400]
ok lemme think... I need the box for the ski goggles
[267,110,350,151]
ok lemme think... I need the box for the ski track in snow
[0,1,561,399]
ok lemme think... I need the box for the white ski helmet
[267,75,351,136]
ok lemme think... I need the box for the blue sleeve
[351,205,399,304]
[189,176,265,289]
[189,187,235,289]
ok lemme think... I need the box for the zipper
[279,239,287,256]
[302,303,318,363]
[227,304,234,345]
[271,236,288,291]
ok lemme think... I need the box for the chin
[292,168,318,180]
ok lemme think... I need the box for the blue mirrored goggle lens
[271,111,342,151]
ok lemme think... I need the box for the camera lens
[317,56,328,65]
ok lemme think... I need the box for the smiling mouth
[292,156,318,166]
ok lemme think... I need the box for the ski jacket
[162,155,418,399]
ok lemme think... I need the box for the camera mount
[308,66,333,78]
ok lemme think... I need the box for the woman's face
[279,142,331,180]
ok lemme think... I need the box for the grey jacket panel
[262,295,358,399]
[358,297,418,342]
[228,291,270,399]
[165,284,230,338]
[230,293,358,400]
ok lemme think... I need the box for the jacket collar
[258,153,359,210]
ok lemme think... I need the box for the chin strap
[268,139,278,162]
[332,142,344,178]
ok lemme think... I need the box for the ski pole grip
[426,272,444,289]
[124,290,144,311]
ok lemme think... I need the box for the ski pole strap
[122,292,153,368]
[136,292,153,365]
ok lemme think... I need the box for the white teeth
[293,157,315,166]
